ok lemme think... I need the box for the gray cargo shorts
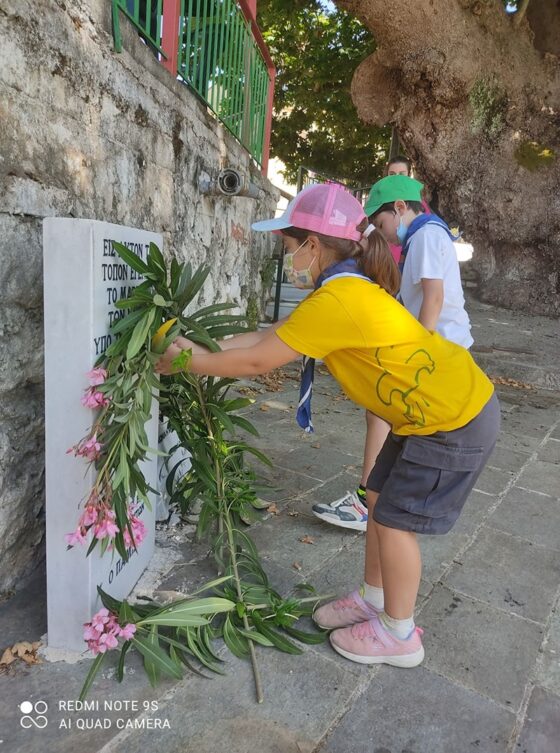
[366,392,501,535]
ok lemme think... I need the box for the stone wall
[0,0,279,592]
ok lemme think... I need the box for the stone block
[516,687,560,753]
[419,585,543,709]
[516,460,560,498]
[445,526,560,623]
[488,486,560,549]
[321,665,514,753]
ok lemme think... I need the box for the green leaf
[170,257,181,294]
[132,632,183,682]
[138,596,235,628]
[112,241,150,275]
[283,625,328,644]
[236,444,273,467]
[148,242,166,275]
[222,397,254,413]
[139,614,210,627]
[97,586,122,613]
[126,308,156,360]
[157,634,210,677]
[110,307,147,335]
[116,640,132,682]
[190,302,236,319]
[222,614,249,658]
[176,265,211,310]
[230,415,260,436]
[153,294,170,307]
[78,652,106,701]
[207,403,235,435]
[175,261,193,302]
[237,628,274,647]
[205,325,252,339]
[251,612,303,655]
[182,575,234,598]
[181,626,224,673]
[118,599,138,625]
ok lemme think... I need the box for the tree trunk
[337,0,560,316]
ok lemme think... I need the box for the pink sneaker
[312,589,381,630]
[330,615,425,667]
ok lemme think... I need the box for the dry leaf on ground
[0,640,42,671]
[299,535,316,545]
[490,376,535,390]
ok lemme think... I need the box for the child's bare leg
[364,490,383,588]
[374,521,421,619]
[360,413,391,486]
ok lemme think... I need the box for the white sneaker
[312,490,368,532]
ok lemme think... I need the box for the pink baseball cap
[252,183,366,241]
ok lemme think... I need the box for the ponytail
[356,224,400,296]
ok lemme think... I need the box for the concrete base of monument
[38,640,88,665]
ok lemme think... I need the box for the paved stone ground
[1,300,560,753]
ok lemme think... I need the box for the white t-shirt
[399,224,473,349]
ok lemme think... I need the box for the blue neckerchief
[399,214,458,273]
[296,259,371,433]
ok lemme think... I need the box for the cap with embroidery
[252,183,366,241]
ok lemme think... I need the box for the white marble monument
[43,218,161,652]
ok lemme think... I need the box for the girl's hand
[155,341,189,375]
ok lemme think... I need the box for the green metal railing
[112,0,165,55]
[111,0,271,166]
[177,0,270,165]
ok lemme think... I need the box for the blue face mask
[396,216,408,246]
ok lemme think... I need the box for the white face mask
[283,239,316,288]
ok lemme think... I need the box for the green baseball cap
[364,175,424,217]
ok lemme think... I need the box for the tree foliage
[258,0,390,185]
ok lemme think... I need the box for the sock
[361,582,384,610]
[356,485,367,505]
[380,612,415,640]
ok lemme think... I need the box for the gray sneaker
[312,490,368,532]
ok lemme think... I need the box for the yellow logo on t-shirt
[375,348,436,428]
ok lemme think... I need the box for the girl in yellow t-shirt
[156,183,500,668]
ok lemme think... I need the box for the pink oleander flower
[64,527,87,547]
[85,367,108,386]
[90,607,111,632]
[80,503,98,527]
[81,387,110,409]
[117,623,137,641]
[98,631,119,651]
[123,515,147,549]
[76,433,102,462]
[94,516,120,540]
[83,608,136,655]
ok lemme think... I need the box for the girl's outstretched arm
[173,317,289,357]
[155,332,301,378]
